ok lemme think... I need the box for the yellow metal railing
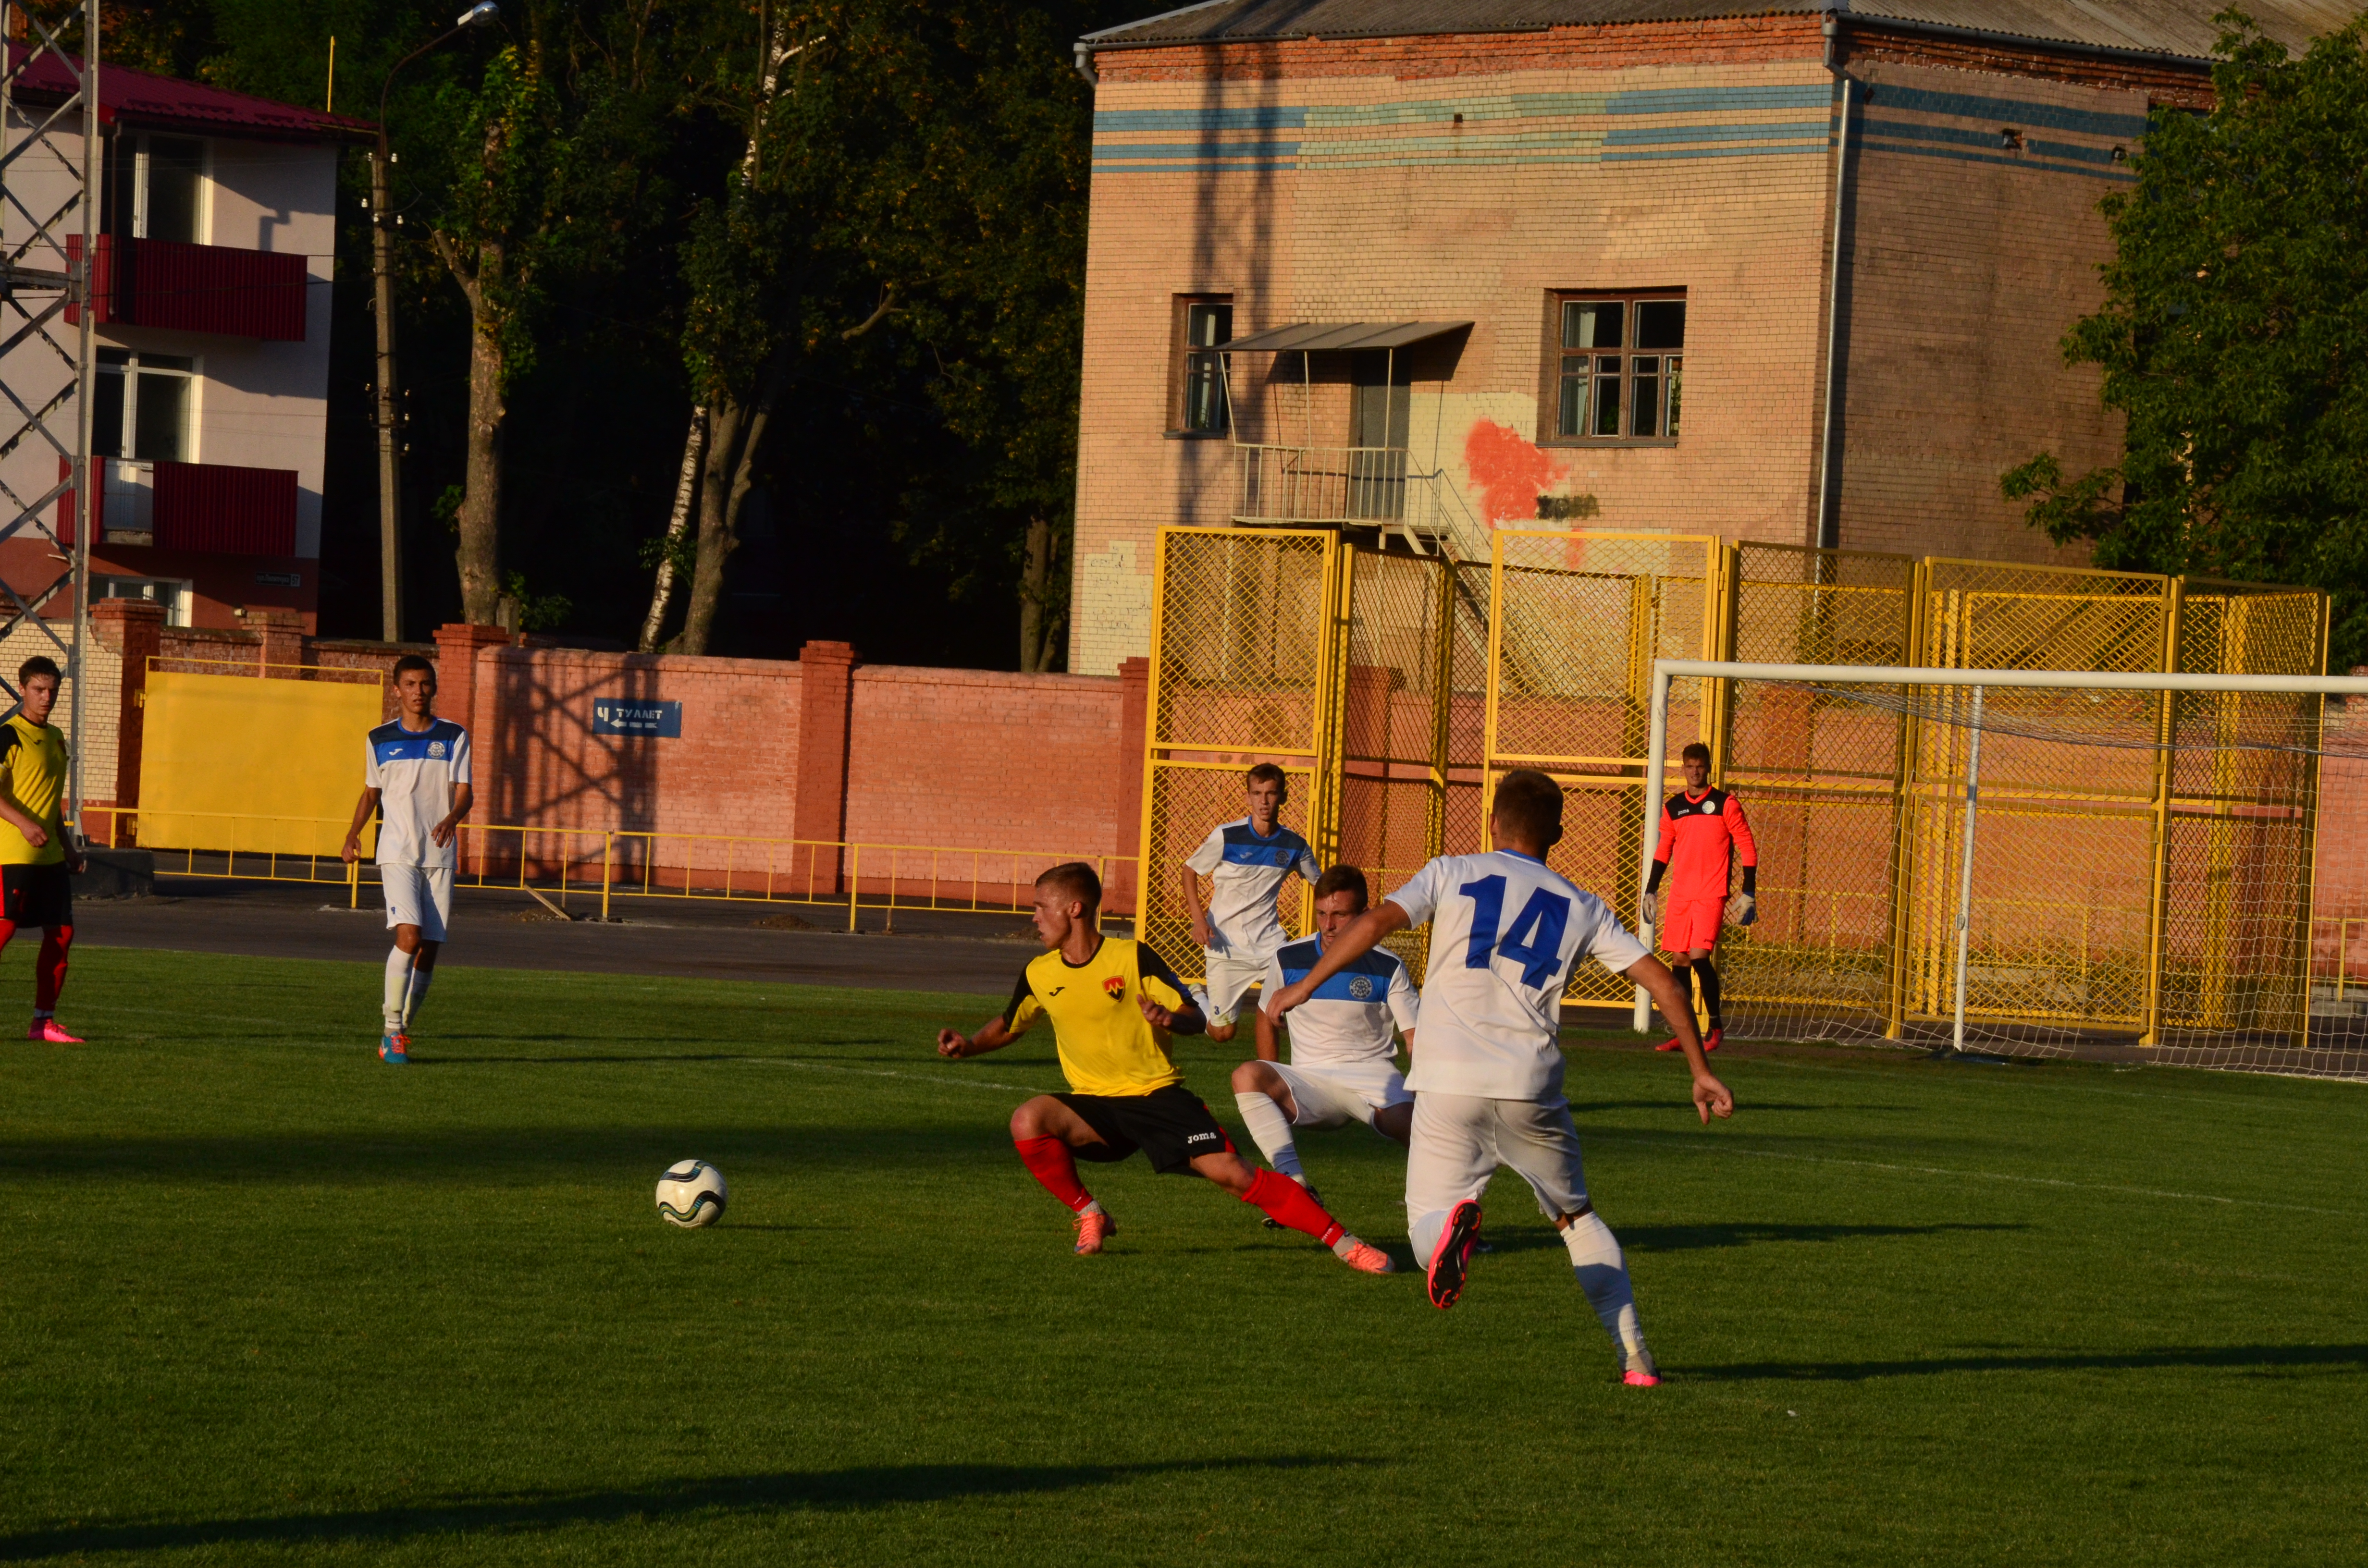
[78,808,1138,929]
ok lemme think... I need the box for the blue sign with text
[592,698,681,737]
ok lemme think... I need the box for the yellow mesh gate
[1339,546,1454,974]
[1140,528,1347,981]
[1718,545,1918,1027]
[1482,530,1723,1011]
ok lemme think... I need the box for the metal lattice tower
[0,0,96,817]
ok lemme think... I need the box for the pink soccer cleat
[1623,1370,1661,1387]
[1073,1209,1117,1255]
[28,1017,80,1043]
[1335,1238,1395,1275]
[1702,1027,1724,1054]
[1653,1034,1685,1052]
[1426,1200,1484,1310]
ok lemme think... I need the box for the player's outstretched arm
[1262,903,1411,1026]
[937,1016,1017,1060]
[1623,954,1733,1124]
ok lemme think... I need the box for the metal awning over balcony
[1220,321,1470,355]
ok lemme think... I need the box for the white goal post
[1632,659,2368,1054]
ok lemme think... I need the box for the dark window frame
[1539,290,1687,448]
[1168,294,1233,438]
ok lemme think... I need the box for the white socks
[1234,1089,1303,1179]
[382,947,432,1032]
[1563,1209,1652,1372]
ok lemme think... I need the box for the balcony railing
[59,457,298,554]
[1233,443,1491,559]
[66,234,308,341]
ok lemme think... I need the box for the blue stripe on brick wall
[1860,83,2146,138]
[1093,106,1306,133]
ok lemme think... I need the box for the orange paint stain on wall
[1462,419,1566,527]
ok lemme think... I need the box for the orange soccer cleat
[1335,1238,1395,1275]
[1072,1208,1117,1255]
[1426,1200,1484,1310]
[1702,1027,1724,1054]
[1653,1034,1684,1052]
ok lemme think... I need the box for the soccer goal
[1634,659,2368,1080]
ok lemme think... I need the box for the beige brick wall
[1833,58,2140,564]
[1073,53,1844,673]
[1070,26,2200,674]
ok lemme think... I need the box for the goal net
[1635,659,2368,1081]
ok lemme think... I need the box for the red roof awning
[8,44,376,143]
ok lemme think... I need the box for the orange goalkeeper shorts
[1660,894,1724,954]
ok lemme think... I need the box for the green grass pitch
[3,944,2363,1566]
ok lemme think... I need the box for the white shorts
[1406,1092,1591,1233]
[382,865,454,942]
[1200,950,1273,1018]
[1271,1058,1411,1130]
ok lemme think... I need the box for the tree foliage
[2002,11,2368,667]
[96,0,1114,666]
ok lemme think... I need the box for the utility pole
[371,2,500,644]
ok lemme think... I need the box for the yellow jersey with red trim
[1001,936,1191,1098]
[0,713,68,867]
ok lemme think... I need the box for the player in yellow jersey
[0,657,88,1042]
[937,861,1394,1270]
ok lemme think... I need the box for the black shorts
[1058,1085,1237,1175]
[0,861,71,928]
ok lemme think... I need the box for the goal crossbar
[1632,659,2366,1044]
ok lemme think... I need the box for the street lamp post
[371,2,500,644]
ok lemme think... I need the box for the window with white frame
[93,349,195,463]
[93,575,193,627]
[105,133,208,244]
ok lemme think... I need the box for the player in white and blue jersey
[1266,769,1733,1385]
[1232,865,1419,1211]
[1181,762,1321,1041]
[341,654,472,1066]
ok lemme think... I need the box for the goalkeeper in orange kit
[1639,742,1757,1052]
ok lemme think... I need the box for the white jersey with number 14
[1386,850,1648,1100]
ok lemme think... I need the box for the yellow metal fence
[80,807,1135,931]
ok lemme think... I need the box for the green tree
[2002,11,2368,668]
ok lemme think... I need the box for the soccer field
[4,946,2363,1566]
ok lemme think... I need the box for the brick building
[1065,0,2360,674]
[0,46,369,635]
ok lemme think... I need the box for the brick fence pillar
[434,625,510,827]
[252,609,305,675]
[794,640,858,892]
[89,597,164,829]
[1112,656,1150,916]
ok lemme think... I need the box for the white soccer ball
[655,1159,727,1228]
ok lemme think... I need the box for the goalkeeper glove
[1638,890,1658,926]
[1726,892,1756,927]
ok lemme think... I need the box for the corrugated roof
[8,45,375,142]
[1082,0,2362,63]
[1225,320,1474,351]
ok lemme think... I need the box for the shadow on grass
[1689,1344,2368,1382]
[1475,1221,2024,1256]
[0,1456,1375,1559]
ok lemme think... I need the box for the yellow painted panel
[140,673,384,856]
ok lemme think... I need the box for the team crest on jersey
[1348,974,1374,1000]
[1103,975,1126,1000]
[428,740,447,759]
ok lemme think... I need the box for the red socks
[1014,1135,1096,1213]
[1243,1168,1345,1248]
[36,925,70,1013]
[0,921,70,1014]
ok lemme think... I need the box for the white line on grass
[736,1058,1059,1096]
[1596,1135,2355,1217]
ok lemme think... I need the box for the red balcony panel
[56,455,296,554]
[66,234,308,341]
[152,460,297,553]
